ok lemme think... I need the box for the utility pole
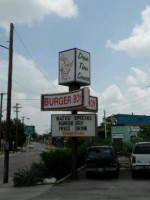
[104,109,107,139]
[3,23,14,184]
[21,116,30,124]
[12,103,22,152]
[0,92,7,150]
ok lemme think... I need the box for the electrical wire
[14,28,58,90]
[6,28,150,122]
[12,79,40,96]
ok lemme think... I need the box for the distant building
[111,114,150,126]
[111,114,150,142]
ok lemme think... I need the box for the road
[34,167,150,200]
[0,142,44,183]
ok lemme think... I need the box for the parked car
[130,142,150,178]
[85,145,119,178]
[29,143,34,149]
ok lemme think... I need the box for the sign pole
[69,83,80,180]
[26,138,30,168]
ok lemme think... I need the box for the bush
[13,162,46,187]
[13,148,85,187]
[40,149,72,179]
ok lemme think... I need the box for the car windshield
[133,144,150,154]
[87,147,113,159]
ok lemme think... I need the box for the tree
[138,125,150,141]
[1,119,26,151]
[98,116,112,138]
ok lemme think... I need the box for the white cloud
[0,0,78,30]
[0,53,66,134]
[101,84,123,101]
[97,80,150,123]
[2,53,150,133]
[126,75,137,86]
[126,67,147,86]
[106,5,150,57]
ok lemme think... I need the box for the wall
[111,125,139,142]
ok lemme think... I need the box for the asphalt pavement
[1,167,150,200]
[0,179,52,200]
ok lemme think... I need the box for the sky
[1,0,150,134]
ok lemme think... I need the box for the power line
[14,28,58,90]
[3,98,40,101]
[101,94,150,112]
[12,79,40,96]
[100,87,150,104]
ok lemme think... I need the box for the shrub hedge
[13,147,87,187]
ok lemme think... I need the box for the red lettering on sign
[89,99,96,108]
[44,96,73,106]
[44,98,49,106]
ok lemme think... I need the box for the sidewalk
[0,180,52,200]
[0,167,84,200]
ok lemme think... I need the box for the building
[111,114,150,142]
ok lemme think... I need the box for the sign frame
[24,126,35,135]
[41,88,89,111]
[51,114,97,137]
[59,48,90,86]
[85,96,98,112]
[112,134,124,139]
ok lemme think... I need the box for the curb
[0,166,85,188]
[56,166,85,184]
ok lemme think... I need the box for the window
[133,144,150,154]
[87,148,113,159]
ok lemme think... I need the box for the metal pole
[69,83,80,180]
[104,109,107,139]
[3,23,14,184]
[13,103,22,152]
[26,138,30,168]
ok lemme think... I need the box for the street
[0,142,44,183]
[33,167,150,200]
[0,156,150,200]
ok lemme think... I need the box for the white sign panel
[59,49,75,85]
[112,134,124,139]
[41,88,89,111]
[130,126,140,132]
[87,96,98,112]
[51,114,97,137]
[59,48,90,86]
[76,49,90,85]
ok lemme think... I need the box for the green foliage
[40,149,72,179]
[112,139,132,157]
[138,125,150,141]
[80,137,132,157]
[13,148,85,187]
[98,116,112,138]
[13,164,44,187]
[13,162,46,187]
[13,136,135,187]
[1,119,26,150]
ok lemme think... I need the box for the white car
[130,142,150,178]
